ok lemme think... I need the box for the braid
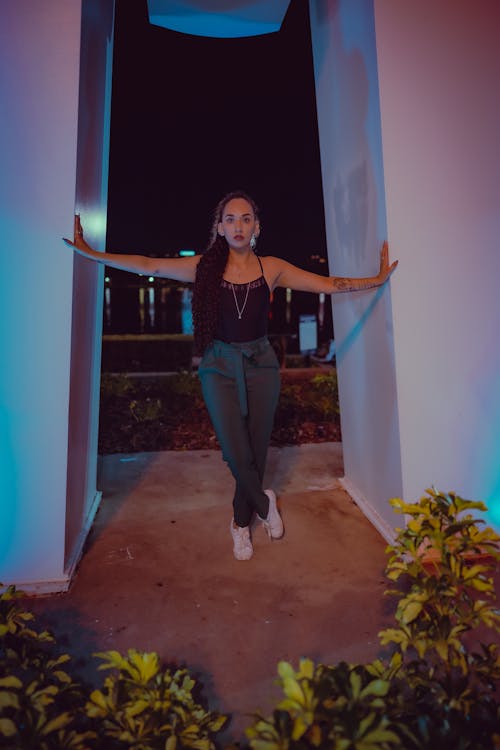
[192,235,228,355]
[192,190,260,356]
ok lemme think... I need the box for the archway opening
[99,0,340,457]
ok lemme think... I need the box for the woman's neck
[224,249,259,283]
[226,247,256,270]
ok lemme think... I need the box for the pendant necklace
[231,281,251,320]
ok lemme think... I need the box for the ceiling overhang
[147,0,291,38]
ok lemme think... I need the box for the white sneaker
[260,489,284,540]
[230,520,253,560]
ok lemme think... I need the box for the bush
[0,588,226,749]
[0,585,93,749]
[245,490,500,749]
[98,370,341,454]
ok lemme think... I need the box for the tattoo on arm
[332,276,379,293]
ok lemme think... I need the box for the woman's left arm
[269,242,397,294]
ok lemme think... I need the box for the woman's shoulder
[259,255,291,272]
[258,256,289,291]
[258,255,286,266]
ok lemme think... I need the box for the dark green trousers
[199,337,280,527]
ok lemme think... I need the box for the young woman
[64,190,397,561]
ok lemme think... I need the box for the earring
[250,234,257,250]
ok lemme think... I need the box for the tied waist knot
[200,337,277,417]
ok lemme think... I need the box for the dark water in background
[102,282,333,353]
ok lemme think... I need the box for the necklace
[231,281,251,319]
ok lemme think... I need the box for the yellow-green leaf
[349,670,362,699]
[0,718,17,737]
[470,578,493,592]
[277,661,295,681]
[129,650,160,683]
[208,714,227,732]
[360,679,390,699]
[297,658,315,680]
[53,670,72,684]
[291,715,310,741]
[400,600,423,624]
[282,677,305,705]
[125,699,149,718]
[0,691,20,710]
[434,640,449,661]
[41,712,73,735]
[88,689,109,711]
[0,676,22,689]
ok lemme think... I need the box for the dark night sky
[106,0,328,269]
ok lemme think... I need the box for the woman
[64,190,397,561]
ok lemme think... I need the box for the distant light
[148,276,155,283]
[286,288,292,303]
[104,276,110,283]
[319,293,325,303]
[179,249,196,257]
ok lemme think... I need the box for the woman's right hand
[63,214,88,251]
[62,216,198,280]
[62,214,104,263]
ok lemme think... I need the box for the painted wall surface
[375,0,500,530]
[309,0,403,536]
[0,1,82,587]
[0,0,114,590]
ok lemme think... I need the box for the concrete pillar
[0,0,114,592]
[310,0,500,534]
[309,0,403,539]
[374,0,500,530]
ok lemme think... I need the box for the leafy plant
[99,370,341,453]
[0,585,93,749]
[244,490,500,749]
[246,659,401,750]
[1,589,226,749]
[378,489,500,749]
[85,649,226,749]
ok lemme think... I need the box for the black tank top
[215,256,271,343]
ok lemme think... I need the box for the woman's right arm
[63,215,200,283]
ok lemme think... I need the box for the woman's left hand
[377,241,398,284]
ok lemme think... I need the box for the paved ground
[30,443,395,743]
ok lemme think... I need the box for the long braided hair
[192,190,260,356]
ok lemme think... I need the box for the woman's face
[218,197,260,250]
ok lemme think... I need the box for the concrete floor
[30,443,395,743]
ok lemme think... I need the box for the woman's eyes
[224,216,252,224]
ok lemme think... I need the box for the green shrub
[0,585,93,749]
[245,490,500,750]
[0,589,226,749]
[98,370,341,453]
[85,650,226,749]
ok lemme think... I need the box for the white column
[0,0,114,592]
[309,0,403,540]
[375,0,500,530]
